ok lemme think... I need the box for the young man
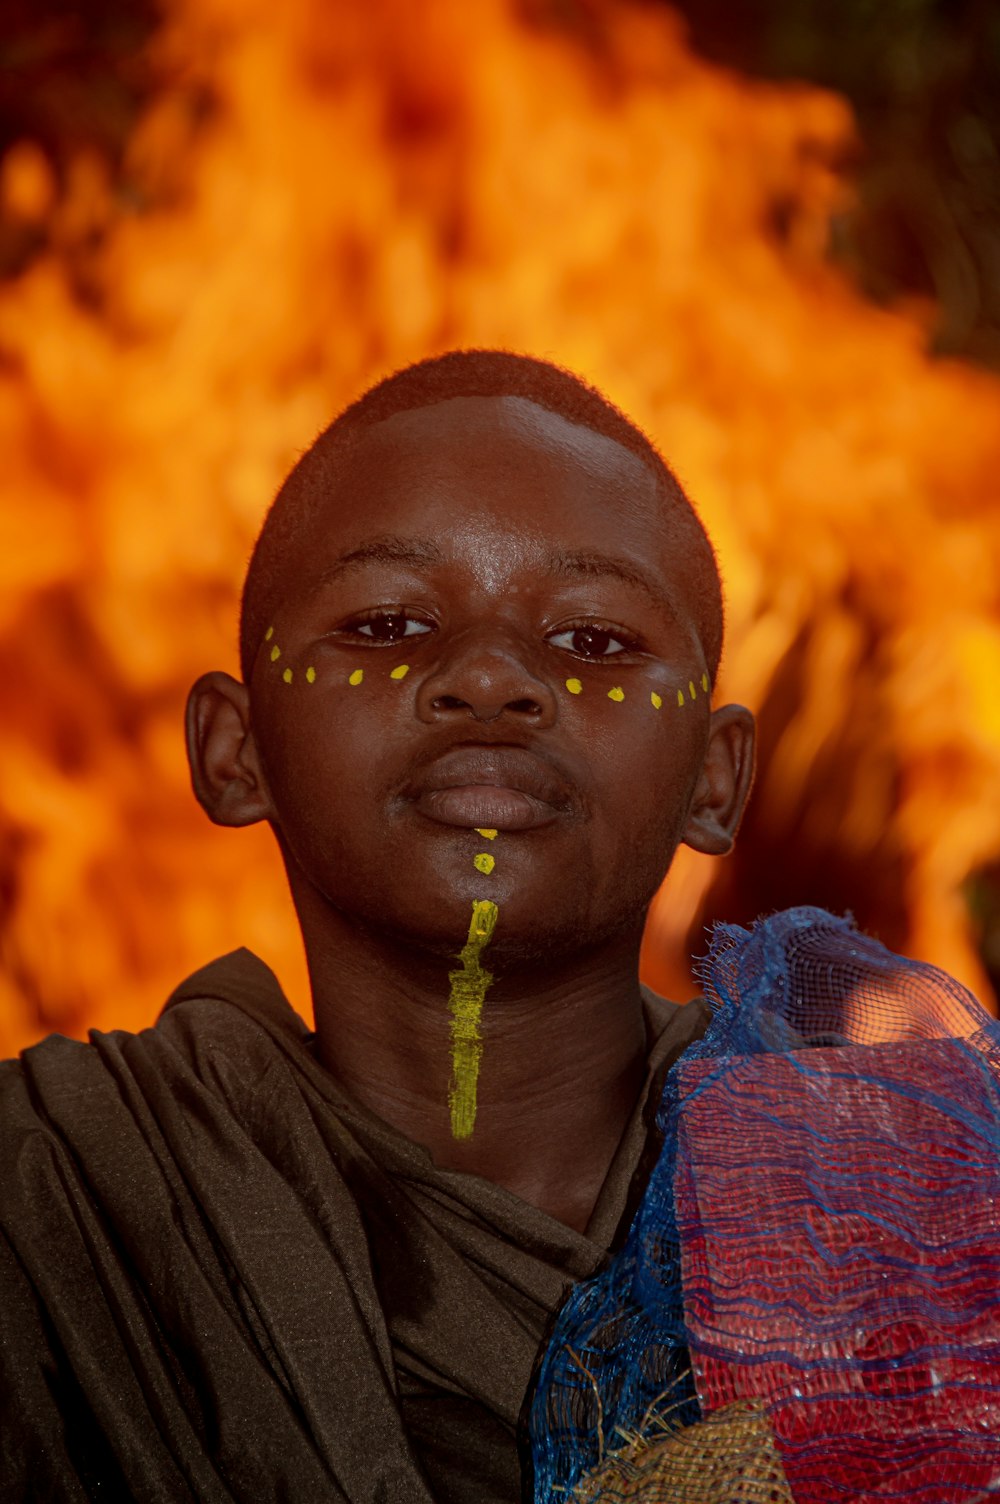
[6,352,995,1502]
[0,350,755,1501]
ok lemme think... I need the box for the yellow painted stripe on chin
[447,900,499,1141]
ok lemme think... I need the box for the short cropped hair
[239,349,723,681]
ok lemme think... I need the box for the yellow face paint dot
[348,668,364,686]
[282,667,293,684]
[473,852,496,875]
[608,686,625,702]
[650,691,663,710]
[701,673,710,693]
[689,681,697,699]
[270,645,281,662]
[475,828,497,840]
[264,626,274,642]
[677,689,685,707]
[565,677,583,695]
[390,663,410,680]
[305,666,316,684]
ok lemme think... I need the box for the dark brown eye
[365,613,406,642]
[351,612,432,642]
[548,625,627,657]
[575,627,614,656]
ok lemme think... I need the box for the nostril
[429,692,544,718]
[431,694,472,713]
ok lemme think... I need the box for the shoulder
[157,946,311,1057]
[0,949,306,1174]
[0,1032,102,1145]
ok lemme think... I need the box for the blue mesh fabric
[528,906,1000,1501]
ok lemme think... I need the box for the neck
[298,895,649,1233]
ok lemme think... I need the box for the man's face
[247,395,717,967]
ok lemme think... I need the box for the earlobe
[185,672,275,828]
[682,703,756,856]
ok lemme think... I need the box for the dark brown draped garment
[0,949,707,1503]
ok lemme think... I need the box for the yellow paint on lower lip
[650,691,663,710]
[390,663,410,679]
[475,828,497,840]
[473,852,495,875]
[608,686,625,702]
[349,668,364,686]
[565,677,583,694]
[448,899,499,1140]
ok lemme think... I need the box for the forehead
[297,394,667,558]
[354,392,654,491]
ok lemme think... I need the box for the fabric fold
[1,948,705,1502]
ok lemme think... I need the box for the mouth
[405,747,574,833]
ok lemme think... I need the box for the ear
[185,671,275,828]
[682,703,756,856]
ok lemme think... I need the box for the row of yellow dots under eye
[265,628,408,686]
[566,671,710,707]
[264,629,709,703]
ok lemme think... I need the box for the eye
[343,610,434,644]
[546,624,637,658]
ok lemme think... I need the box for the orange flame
[1,0,999,1053]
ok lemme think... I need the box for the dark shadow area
[667,0,1000,368]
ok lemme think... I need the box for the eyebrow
[544,550,679,620]
[303,537,679,623]
[307,535,445,592]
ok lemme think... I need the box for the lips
[406,746,574,832]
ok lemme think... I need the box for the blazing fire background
[2,0,1000,1054]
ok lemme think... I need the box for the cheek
[577,695,709,884]
[254,665,407,818]
[568,674,709,785]
[255,689,403,902]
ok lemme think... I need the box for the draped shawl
[529,908,1000,1503]
[0,949,706,1503]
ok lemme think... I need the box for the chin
[432,891,647,975]
[289,835,658,970]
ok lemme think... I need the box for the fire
[1,0,999,1054]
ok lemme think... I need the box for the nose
[415,628,558,727]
